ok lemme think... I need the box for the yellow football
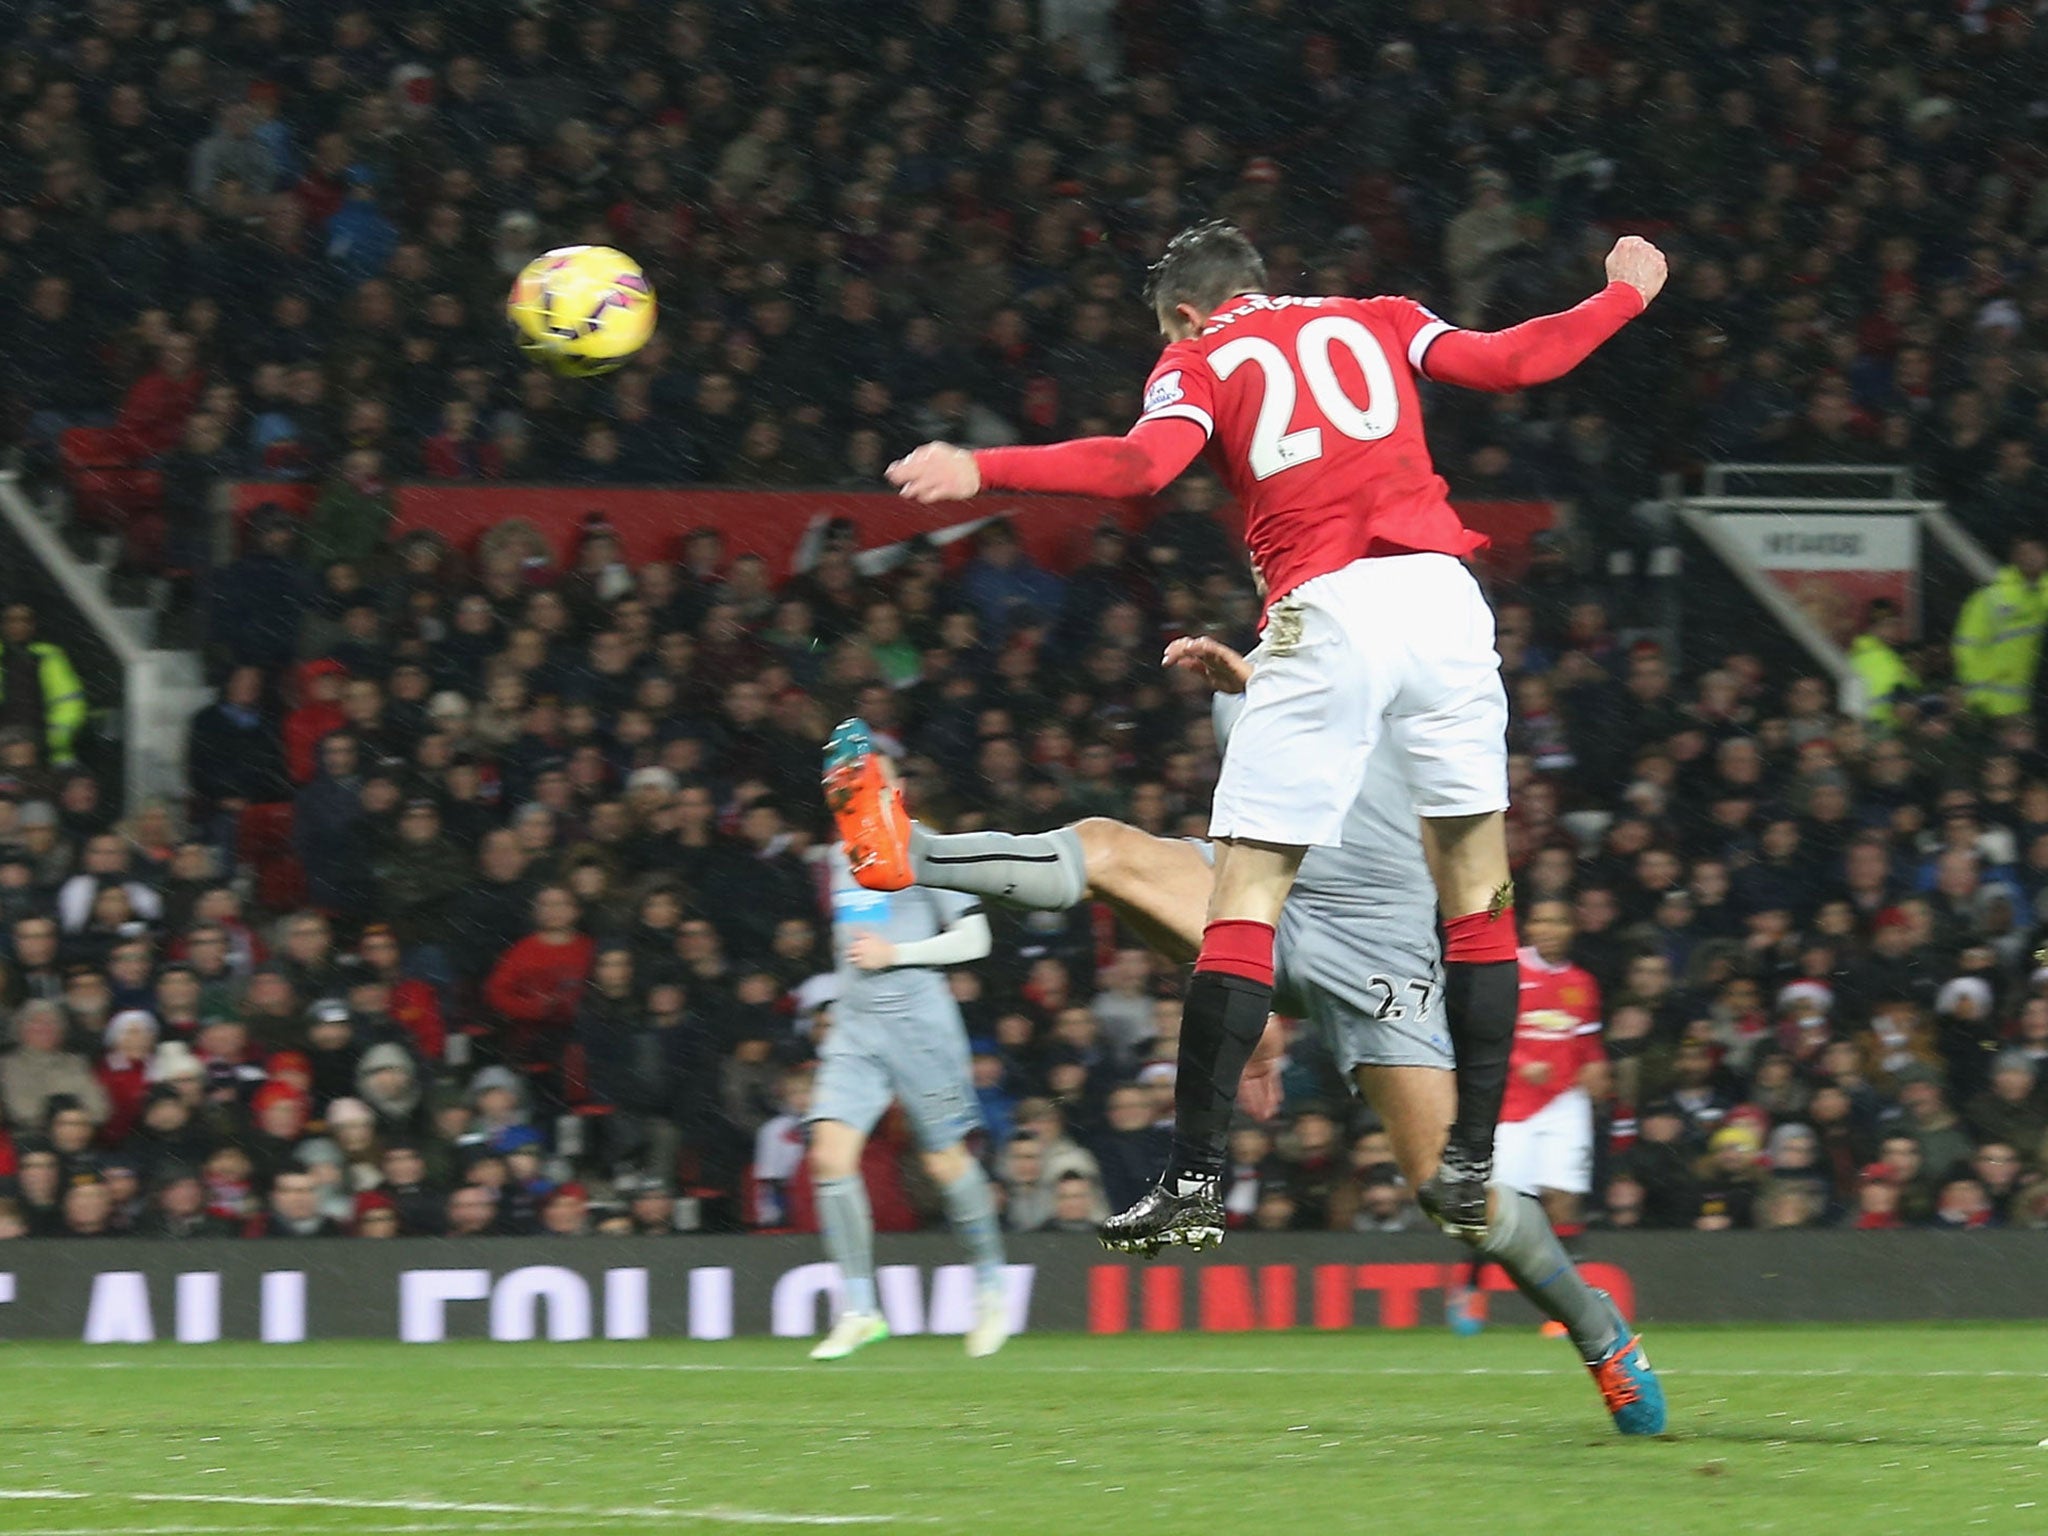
[507,245,657,378]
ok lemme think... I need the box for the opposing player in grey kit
[805,842,1012,1361]
[872,635,1664,1434]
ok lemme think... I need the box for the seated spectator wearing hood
[466,1065,533,1144]
[355,1041,426,1140]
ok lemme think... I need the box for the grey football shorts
[808,1015,982,1151]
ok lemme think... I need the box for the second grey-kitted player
[859,636,1664,1434]
[806,843,1011,1361]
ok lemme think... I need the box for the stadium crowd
[0,1,2041,1242]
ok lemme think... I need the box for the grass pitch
[0,1326,2042,1535]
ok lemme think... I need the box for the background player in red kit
[883,222,1667,1252]
[1496,899,1609,1234]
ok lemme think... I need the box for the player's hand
[1163,634,1253,694]
[847,933,898,971]
[1519,1060,1553,1086]
[887,442,981,502]
[1605,235,1667,307]
[1236,1015,1290,1120]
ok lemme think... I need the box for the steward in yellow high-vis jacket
[0,604,87,764]
[1847,599,1920,729]
[1953,536,2048,720]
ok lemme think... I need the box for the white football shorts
[1209,552,1509,847]
[1492,1088,1595,1197]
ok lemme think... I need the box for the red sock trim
[1444,906,1519,964]
[1196,919,1275,987]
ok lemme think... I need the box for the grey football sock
[909,823,1089,910]
[1474,1187,1622,1363]
[937,1160,1006,1286]
[816,1175,878,1315]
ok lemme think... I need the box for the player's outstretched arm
[846,911,993,971]
[1163,635,1253,694]
[887,415,1207,503]
[1421,235,1667,393]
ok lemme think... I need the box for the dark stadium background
[0,0,2036,1289]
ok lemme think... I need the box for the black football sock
[1441,957,1518,1157]
[1164,969,1272,1191]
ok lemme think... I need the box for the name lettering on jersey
[1200,292,1335,337]
[1143,371,1186,413]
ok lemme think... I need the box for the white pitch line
[134,1493,902,1526]
[0,1531,589,1536]
[0,1492,904,1528]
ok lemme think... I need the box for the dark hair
[1146,220,1266,318]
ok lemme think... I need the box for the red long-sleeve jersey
[1503,947,1606,1124]
[116,367,207,459]
[484,934,596,1029]
[974,282,1643,606]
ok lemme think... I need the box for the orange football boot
[822,718,914,891]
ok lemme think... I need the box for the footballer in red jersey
[1497,899,1612,1232]
[882,221,1666,1254]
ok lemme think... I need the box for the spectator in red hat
[245,1081,311,1186]
[264,1051,314,1097]
[538,1183,589,1236]
[1853,1164,1905,1230]
[351,1189,398,1237]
